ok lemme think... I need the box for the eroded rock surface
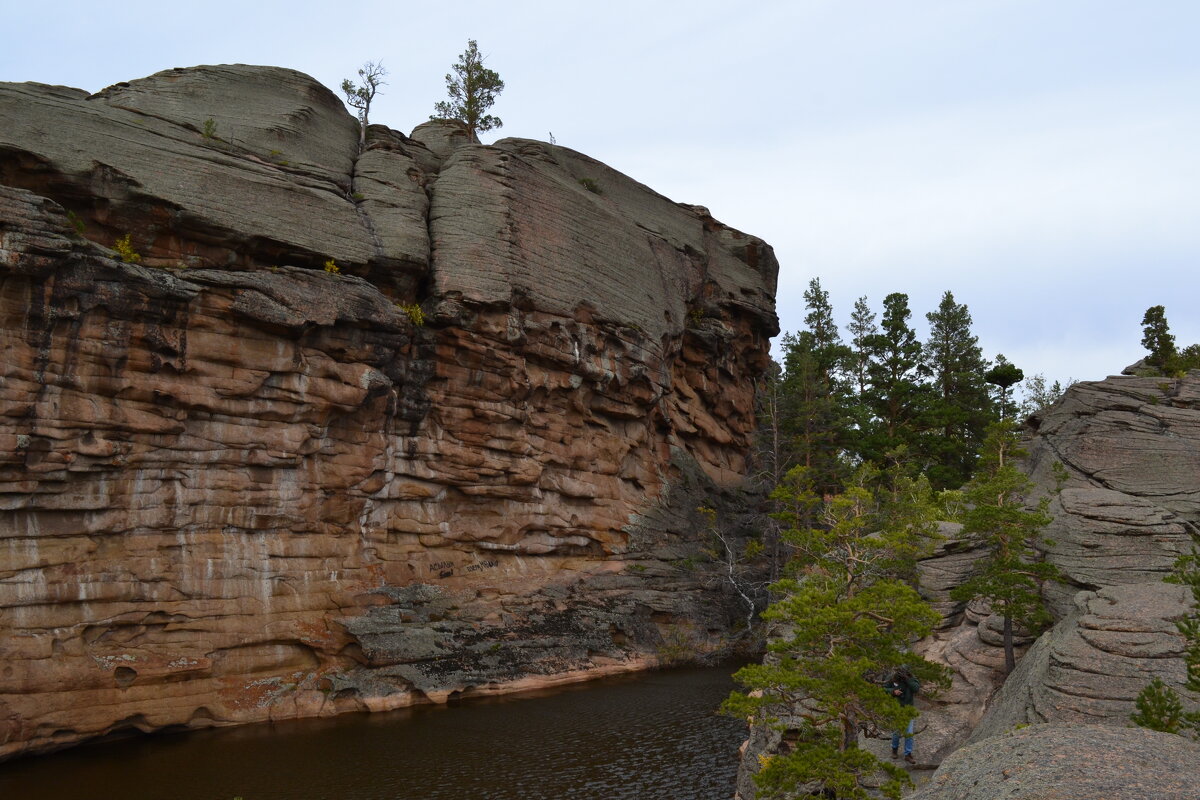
[912,724,1200,800]
[0,65,778,759]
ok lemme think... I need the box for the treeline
[760,279,1068,495]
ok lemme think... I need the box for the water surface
[0,665,746,799]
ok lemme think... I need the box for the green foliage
[342,61,387,146]
[201,117,218,139]
[65,210,86,235]
[985,353,1024,422]
[728,465,948,799]
[1132,677,1188,734]
[1141,305,1176,369]
[577,177,601,193]
[860,293,931,469]
[432,39,504,139]
[324,258,340,274]
[924,291,994,488]
[1019,373,1073,417]
[396,302,425,327]
[950,420,1060,672]
[114,233,141,263]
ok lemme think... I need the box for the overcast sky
[5,0,1198,386]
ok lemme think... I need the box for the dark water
[0,665,747,800]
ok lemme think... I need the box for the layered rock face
[0,66,778,759]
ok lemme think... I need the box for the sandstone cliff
[0,65,778,759]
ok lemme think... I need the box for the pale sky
[5,0,1198,386]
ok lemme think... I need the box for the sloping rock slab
[911,724,1200,800]
[968,582,1193,742]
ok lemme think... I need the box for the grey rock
[0,65,428,289]
[968,582,1193,742]
[911,724,1200,800]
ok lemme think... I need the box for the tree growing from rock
[950,421,1060,673]
[432,39,504,140]
[1138,305,1200,376]
[724,465,946,799]
[1141,305,1177,369]
[342,61,387,147]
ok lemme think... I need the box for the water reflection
[0,665,746,799]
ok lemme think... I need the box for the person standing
[887,665,921,764]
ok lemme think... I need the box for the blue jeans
[892,718,914,755]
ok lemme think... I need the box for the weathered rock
[911,724,1200,800]
[968,582,1193,741]
[0,65,778,759]
[1025,376,1200,613]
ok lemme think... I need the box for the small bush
[114,234,141,264]
[65,210,86,235]
[202,118,218,139]
[396,302,425,326]
[578,177,601,194]
[324,259,340,274]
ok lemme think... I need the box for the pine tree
[861,293,929,467]
[923,291,993,489]
[725,466,946,799]
[1141,305,1176,370]
[985,354,1024,422]
[778,279,851,494]
[950,421,1060,673]
[341,61,386,147]
[432,39,504,139]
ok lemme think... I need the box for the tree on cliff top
[432,39,504,140]
[342,61,387,147]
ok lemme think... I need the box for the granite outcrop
[0,65,778,759]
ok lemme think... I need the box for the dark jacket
[886,673,920,707]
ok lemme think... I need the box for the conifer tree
[779,280,851,494]
[950,421,1059,672]
[923,291,993,489]
[1141,305,1177,370]
[341,61,387,147]
[861,293,929,467]
[725,466,946,799]
[432,39,504,139]
[985,354,1024,422]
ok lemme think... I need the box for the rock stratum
[0,65,778,759]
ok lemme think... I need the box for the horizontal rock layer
[0,65,778,759]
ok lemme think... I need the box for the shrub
[324,259,340,274]
[65,210,86,235]
[202,118,218,139]
[396,302,425,326]
[114,234,141,264]
[578,177,601,194]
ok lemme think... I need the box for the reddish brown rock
[0,65,778,759]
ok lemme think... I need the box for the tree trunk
[842,716,858,751]
[1003,613,1016,673]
